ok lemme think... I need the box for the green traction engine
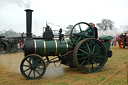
[20,9,112,79]
[0,36,18,54]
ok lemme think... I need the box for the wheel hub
[30,65,37,70]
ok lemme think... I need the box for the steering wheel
[70,22,95,46]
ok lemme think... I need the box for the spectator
[114,40,116,46]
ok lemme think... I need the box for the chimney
[25,9,33,38]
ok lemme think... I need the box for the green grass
[0,45,128,85]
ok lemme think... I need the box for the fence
[98,62,128,85]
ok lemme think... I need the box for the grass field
[0,45,128,85]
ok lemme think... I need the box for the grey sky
[0,0,128,36]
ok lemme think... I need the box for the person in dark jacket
[89,22,98,39]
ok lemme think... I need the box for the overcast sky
[0,0,128,36]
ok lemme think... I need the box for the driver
[88,22,98,39]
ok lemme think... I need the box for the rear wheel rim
[118,39,125,48]
[73,38,107,73]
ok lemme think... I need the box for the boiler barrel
[24,39,73,56]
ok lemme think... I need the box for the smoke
[44,63,65,78]
[2,0,32,8]
[0,53,22,74]
[0,53,65,78]
[98,27,119,37]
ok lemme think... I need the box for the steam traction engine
[118,32,128,48]
[0,36,18,53]
[20,9,112,79]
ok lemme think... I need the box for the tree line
[65,19,128,35]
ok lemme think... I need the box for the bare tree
[96,19,114,30]
[65,25,73,35]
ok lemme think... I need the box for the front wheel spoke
[31,57,35,65]
[23,65,31,67]
[33,70,36,77]
[24,68,31,72]
[26,59,32,65]
[93,60,100,68]
[28,69,32,77]
[35,69,41,75]
[79,49,88,54]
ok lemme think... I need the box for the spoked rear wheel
[20,54,46,79]
[73,38,107,73]
[118,39,125,48]
[0,42,9,54]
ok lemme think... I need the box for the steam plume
[3,0,32,8]
[44,64,64,78]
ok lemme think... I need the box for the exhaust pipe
[25,9,33,38]
[24,9,34,56]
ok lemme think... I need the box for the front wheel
[20,54,46,79]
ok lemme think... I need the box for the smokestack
[25,9,33,38]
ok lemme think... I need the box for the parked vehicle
[0,36,18,53]
[118,32,128,48]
